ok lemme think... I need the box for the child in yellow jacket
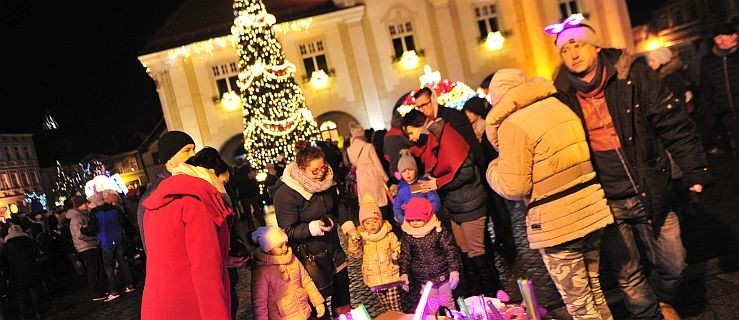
[347,196,402,312]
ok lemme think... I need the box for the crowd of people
[1,15,736,320]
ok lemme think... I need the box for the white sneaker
[103,292,120,302]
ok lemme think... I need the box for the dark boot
[461,254,481,296]
[473,254,502,297]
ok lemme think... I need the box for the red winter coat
[141,174,233,320]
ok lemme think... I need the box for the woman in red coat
[141,163,234,320]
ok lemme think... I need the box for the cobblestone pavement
[5,154,737,319]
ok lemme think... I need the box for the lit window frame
[474,2,501,42]
[298,39,331,82]
[211,61,240,99]
[388,21,418,61]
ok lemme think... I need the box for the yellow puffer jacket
[347,221,401,288]
[251,248,324,320]
[485,79,613,249]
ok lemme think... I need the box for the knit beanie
[714,23,737,37]
[552,22,601,52]
[251,226,288,253]
[71,195,88,209]
[488,69,527,105]
[358,195,382,224]
[158,131,195,164]
[396,149,417,176]
[463,96,488,117]
[403,197,434,223]
[646,47,673,67]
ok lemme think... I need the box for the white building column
[429,0,465,81]
[345,16,386,130]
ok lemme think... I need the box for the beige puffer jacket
[485,79,613,249]
[347,221,401,288]
[251,248,324,320]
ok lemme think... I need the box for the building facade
[138,0,633,158]
[81,152,149,193]
[632,0,739,54]
[0,134,44,217]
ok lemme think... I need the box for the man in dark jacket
[549,16,711,320]
[136,131,195,251]
[2,225,44,320]
[700,23,739,155]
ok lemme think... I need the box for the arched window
[319,121,339,142]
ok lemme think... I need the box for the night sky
[1,0,666,167]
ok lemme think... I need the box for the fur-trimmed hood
[657,57,685,79]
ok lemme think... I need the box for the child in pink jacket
[251,227,326,320]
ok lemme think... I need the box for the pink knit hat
[251,226,288,252]
[403,197,434,223]
[359,195,382,223]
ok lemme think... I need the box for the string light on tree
[233,0,319,183]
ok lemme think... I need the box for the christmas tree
[52,160,108,198]
[232,0,319,180]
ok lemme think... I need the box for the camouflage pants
[539,230,613,320]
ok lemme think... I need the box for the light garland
[234,0,319,185]
[399,50,420,70]
[167,35,238,62]
[272,18,313,35]
[221,91,242,110]
[24,192,47,210]
[484,31,505,51]
[399,65,478,112]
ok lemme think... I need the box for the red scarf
[411,122,470,188]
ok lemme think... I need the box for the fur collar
[657,57,685,79]
[401,215,442,238]
[359,220,393,242]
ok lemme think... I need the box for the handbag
[296,243,336,290]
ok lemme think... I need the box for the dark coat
[1,235,44,289]
[137,169,170,250]
[700,47,739,114]
[424,121,487,223]
[398,226,459,286]
[90,204,126,250]
[554,48,711,219]
[270,181,349,269]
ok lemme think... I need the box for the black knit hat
[463,97,488,117]
[714,23,737,37]
[71,195,88,209]
[158,131,195,163]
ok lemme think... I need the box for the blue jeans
[602,196,686,319]
[102,244,133,292]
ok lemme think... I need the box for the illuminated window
[212,61,239,98]
[128,157,139,171]
[474,3,500,40]
[21,170,30,187]
[10,172,19,188]
[319,121,340,142]
[299,40,328,78]
[558,0,579,20]
[0,173,7,190]
[389,21,416,60]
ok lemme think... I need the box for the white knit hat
[251,226,288,252]
[646,47,674,67]
[488,69,527,105]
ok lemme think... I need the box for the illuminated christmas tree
[232,0,319,180]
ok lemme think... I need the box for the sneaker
[103,292,120,302]
[92,294,107,302]
[659,302,681,320]
[124,286,136,293]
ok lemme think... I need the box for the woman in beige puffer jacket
[485,69,613,320]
